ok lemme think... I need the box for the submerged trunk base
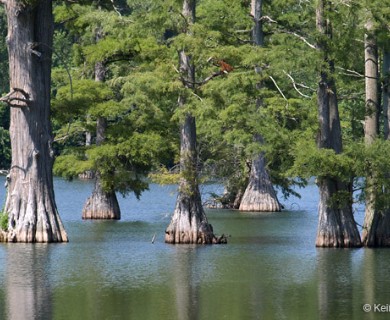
[165,223,227,244]
[82,177,120,220]
[165,191,227,244]
[239,191,281,212]
[82,192,120,220]
[362,209,390,247]
[316,179,362,248]
[239,152,281,212]
[0,221,68,243]
[316,231,362,248]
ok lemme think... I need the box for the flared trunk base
[165,190,227,244]
[239,152,281,212]
[82,191,120,220]
[82,177,120,220]
[316,179,362,248]
[362,209,390,247]
[239,191,281,212]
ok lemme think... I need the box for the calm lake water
[0,176,389,319]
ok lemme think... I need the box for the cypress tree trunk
[165,0,224,244]
[384,50,390,139]
[82,43,120,220]
[82,115,120,220]
[372,50,390,246]
[314,0,361,247]
[251,0,264,46]
[240,0,281,212]
[82,96,120,219]
[239,136,281,212]
[82,117,120,219]
[0,0,68,242]
[361,20,390,246]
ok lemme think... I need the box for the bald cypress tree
[165,0,225,244]
[0,0,68,242]
[314,0,361,247]
[239,0,281,212]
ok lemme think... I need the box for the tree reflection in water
[6,245,52,320]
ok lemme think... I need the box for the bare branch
[13,88,30,99]
[198,71,224,86]
[191,91,203,102]
[172,64,180,74]
[179,71,225,88]
[53,135,70,143]
[0,88,31,107]
[294,81,316,92]
[336,66,364,78]
[234,29,252,34]
[110,0,122,16]
[269,76,288,103]
[8,97,31,104]
[281,30,317,49]
[283,71,311,98]
[260,16,277,23]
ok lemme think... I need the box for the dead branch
[281,30,317,49]
[269,76,288,103]
[0,88,31,107]
[110,0,122,16]
[336,66,364,78]
[180,69,230,88]
[260,16,277,23]
[53,135,70,143]
[191,91,203,102]
[283,71,311,98]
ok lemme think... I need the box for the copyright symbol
[363,304,371,312]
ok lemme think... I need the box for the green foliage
[0,211,7,231]
[0,126,11,169]
[53,153,93,179]
[148,166,181,185]
[288,139,355,182]
[48,0,390,212]
[0,194,7,231]
[0,103,10,169]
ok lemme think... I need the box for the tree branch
[269,76,288,103]
[110,0,122,16]
[198,71,225,86]
[283,71,312,98]
[0,88,31,107]
[336,66,364,78]
[280,30,317,49]
[260,15,277,23]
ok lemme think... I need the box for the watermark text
[363,304,390,313]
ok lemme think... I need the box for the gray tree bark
[239,0,281,212]
[165,0,225,244]
[361,19,390,246]
[384,51,390,139]
[251,0,264,46]
[314,0,361,247]
[1,0,68,242]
